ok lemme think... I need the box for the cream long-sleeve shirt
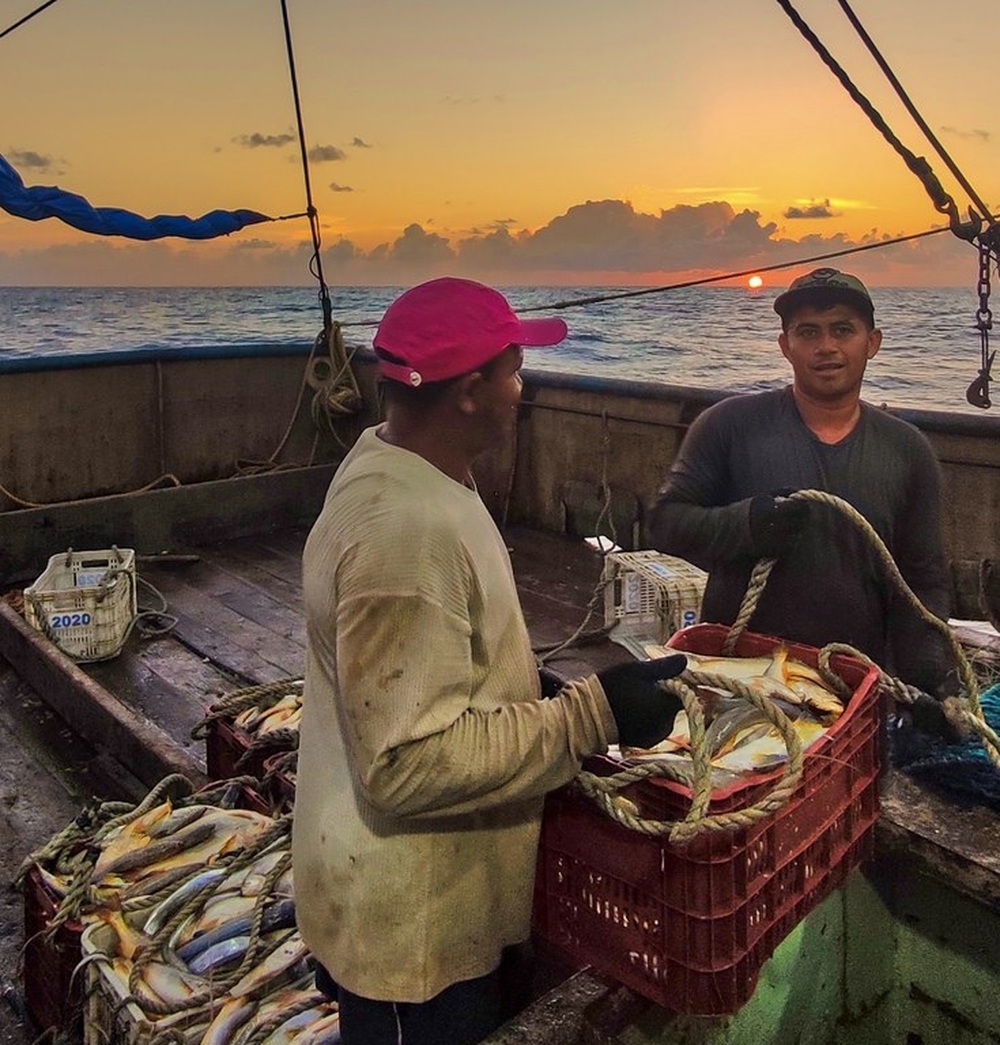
[292,426,616,1004]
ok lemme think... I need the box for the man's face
[479,344,524,437]
[778,303,882,404]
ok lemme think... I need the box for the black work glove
[538,666,564,699]
[749,490,809,559]
[899,688,968,745]
[597,654,687,749]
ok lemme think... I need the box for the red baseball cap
[373,277,568,386]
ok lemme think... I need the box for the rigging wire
[772,0,974,235]
[279,0,331,334]
[834,0,994,226]
[0,0,60,41]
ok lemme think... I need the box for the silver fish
[188,934,252,975]
[143,867,227,936]
[176,897,297,964]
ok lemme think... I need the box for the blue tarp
[0,155,270,240]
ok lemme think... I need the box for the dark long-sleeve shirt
[648,387,954,693]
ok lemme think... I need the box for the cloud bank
[0,197,975,287]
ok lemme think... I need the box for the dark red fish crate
[205,715,262,781]
[262,752,297,815]
[532,623,882,1016]
[23,864,83,1034]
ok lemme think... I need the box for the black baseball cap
[773,267,875,325]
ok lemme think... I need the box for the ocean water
[0,284,994,416]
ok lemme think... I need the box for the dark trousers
[316,943,534,1045]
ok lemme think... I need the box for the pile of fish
[24,780,339,1044]
[232,689,303,743]
[618,645,851,777]
[195,681,303,781]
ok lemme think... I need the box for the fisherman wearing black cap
[649,267,959,723]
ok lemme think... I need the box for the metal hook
[966,351,995,409]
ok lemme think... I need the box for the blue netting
[890,683,1000,809]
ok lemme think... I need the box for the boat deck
[3,522,1000,897]
[86,525,628,780]
[1,524,999,1042]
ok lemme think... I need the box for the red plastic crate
[23,864,84,1034]
[261,752,297,814]
[532,623,882,1016]
[205,715,257,780]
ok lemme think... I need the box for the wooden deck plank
[157,555,307,648]
[200,541,305,611]
[83,638,243,772]
[138,564,305,683]
[0,603,207,793]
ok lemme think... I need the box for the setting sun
[748,275,764,289]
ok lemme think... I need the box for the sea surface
[0,284,994,416]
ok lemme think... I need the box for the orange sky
[0,0,996,287]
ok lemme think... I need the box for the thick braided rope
[14,800,126,889]
[238,725,301,768]
[191,679,304,740]
[93,774,196,844]
[723,558,776,656]
[574,670,806,842]
[770,491,997,766]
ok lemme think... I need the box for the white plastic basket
[23,547,137,662]
[602,550,708,658]
[81,921,208,1045]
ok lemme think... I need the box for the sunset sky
[1,0,996,287]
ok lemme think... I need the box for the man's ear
[453,370,484,415]
[866,328,883,360]
[778,331,791,363]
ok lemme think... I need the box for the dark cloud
[235,132,296,148]
[940,126,990,143]
[330,183,354,193]
[232,238,279,250]
[309,145,347,162]
[327,238,362,262]
[784,199,838,219]
[350,137,372,149]
[8,149,53,170]
[389,223,455,264]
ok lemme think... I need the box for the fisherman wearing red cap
[649,267,958,728]
[293,277,686,1044]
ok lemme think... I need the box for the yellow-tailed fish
[712,717,828,773]
[259,1003,337,1045]
[134,959,202,1010]
[230,931,311,997]
[676,650,781,680]
[200,996,256,1045]
[114,808,274,882]
[291,1011,342,1045]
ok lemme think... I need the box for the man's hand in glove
[899,686,969,745]
[749,490,810,559]
[596,654,687,749]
